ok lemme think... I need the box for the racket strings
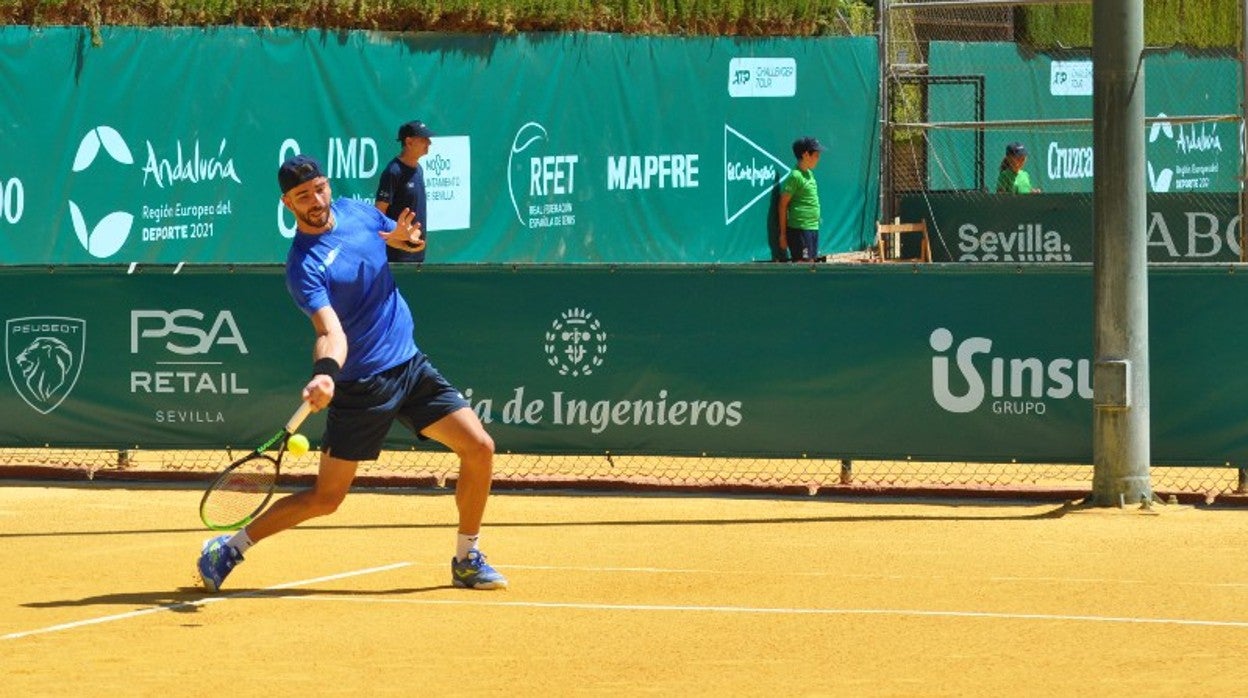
[201,456,278,529]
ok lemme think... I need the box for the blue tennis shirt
[285,197,418,381]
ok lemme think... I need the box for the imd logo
[5,317,87,415]
[69,126,135,258]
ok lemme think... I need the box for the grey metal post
[1091,0,1152,506]
[879,0,893,225]
[1241,0,1248,261]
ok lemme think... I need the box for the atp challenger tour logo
[5,317,86,415]
[545,308,607,377]
[930,328,1091,416]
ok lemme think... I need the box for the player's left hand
[381,208,425,251]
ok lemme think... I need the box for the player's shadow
[24,585,452,613]
[305,500,1079,528]
[0,503,1076,542]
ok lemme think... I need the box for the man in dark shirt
[375,120,433,263]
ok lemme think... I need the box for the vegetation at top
[1022,0,1239,50]
[0,1,1238,49]
[0,0,875,36]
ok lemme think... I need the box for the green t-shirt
[996,168,1033,194]
[781,168,821,230]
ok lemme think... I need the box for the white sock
[227,529,254,555]
[456,533,480,562]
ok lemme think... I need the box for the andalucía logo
[1147,112,1225,193]
[723,124,790,225]
[68,125,243,259]
[5,317,87,415]
[69,126,135,258]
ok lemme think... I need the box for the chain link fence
[881,1,1243,264]
[2,447,1245,502]
[2,4,1245,501]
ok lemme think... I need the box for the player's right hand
[303,374,336,411]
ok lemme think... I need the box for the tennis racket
[199,401,313,531]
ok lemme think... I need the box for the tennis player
[197,155,507,591]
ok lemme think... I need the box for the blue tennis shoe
[451,550,508,589]
[198,535,243,592]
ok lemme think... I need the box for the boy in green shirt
[996,141,1039,194]
[778,136,825,262]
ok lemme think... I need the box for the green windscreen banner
[927,42,1241,194]
[0,27,879,265]
[900,192,1242,263]
[1,265,1245,466]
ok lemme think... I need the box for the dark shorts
[786,227,819,262]
[321,353,469,461]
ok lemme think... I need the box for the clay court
[2,483,1247,696]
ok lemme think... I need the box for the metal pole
[1091,0,1152,506]
[879,0,893,225]
[1241,0,1247,262]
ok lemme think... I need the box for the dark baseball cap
[792,136,826,158]
[1006,141,1028,156]
[397,120,435,141]
[277,155,326,194]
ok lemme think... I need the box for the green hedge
[1021,0,1240,50]
[0,0,874,35]
[4,2,1238,49]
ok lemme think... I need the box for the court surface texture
[2,483,1247,696]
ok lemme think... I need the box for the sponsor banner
[728,58,798,98]
[1050,60,1092,97]
[900,192,1242,263]
[0,27,878,264]
[0,265,1246,465]
[928,42,1242,194]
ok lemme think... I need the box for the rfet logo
[5,317,87,415]
[508,122,580,230]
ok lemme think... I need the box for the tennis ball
[287,433,310,457]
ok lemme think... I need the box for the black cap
[792,136,826,159]
[1006,141,1028,157]
[397,120,435,141]
[277,155,325,194]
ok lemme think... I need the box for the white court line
[281,596,1248,630]
[412,562,1248,590]
[1,562,410,641]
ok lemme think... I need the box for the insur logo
[5,317,87,415]
[69,126,135,258]
[723,125,790,224]
[544,308,607,377]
